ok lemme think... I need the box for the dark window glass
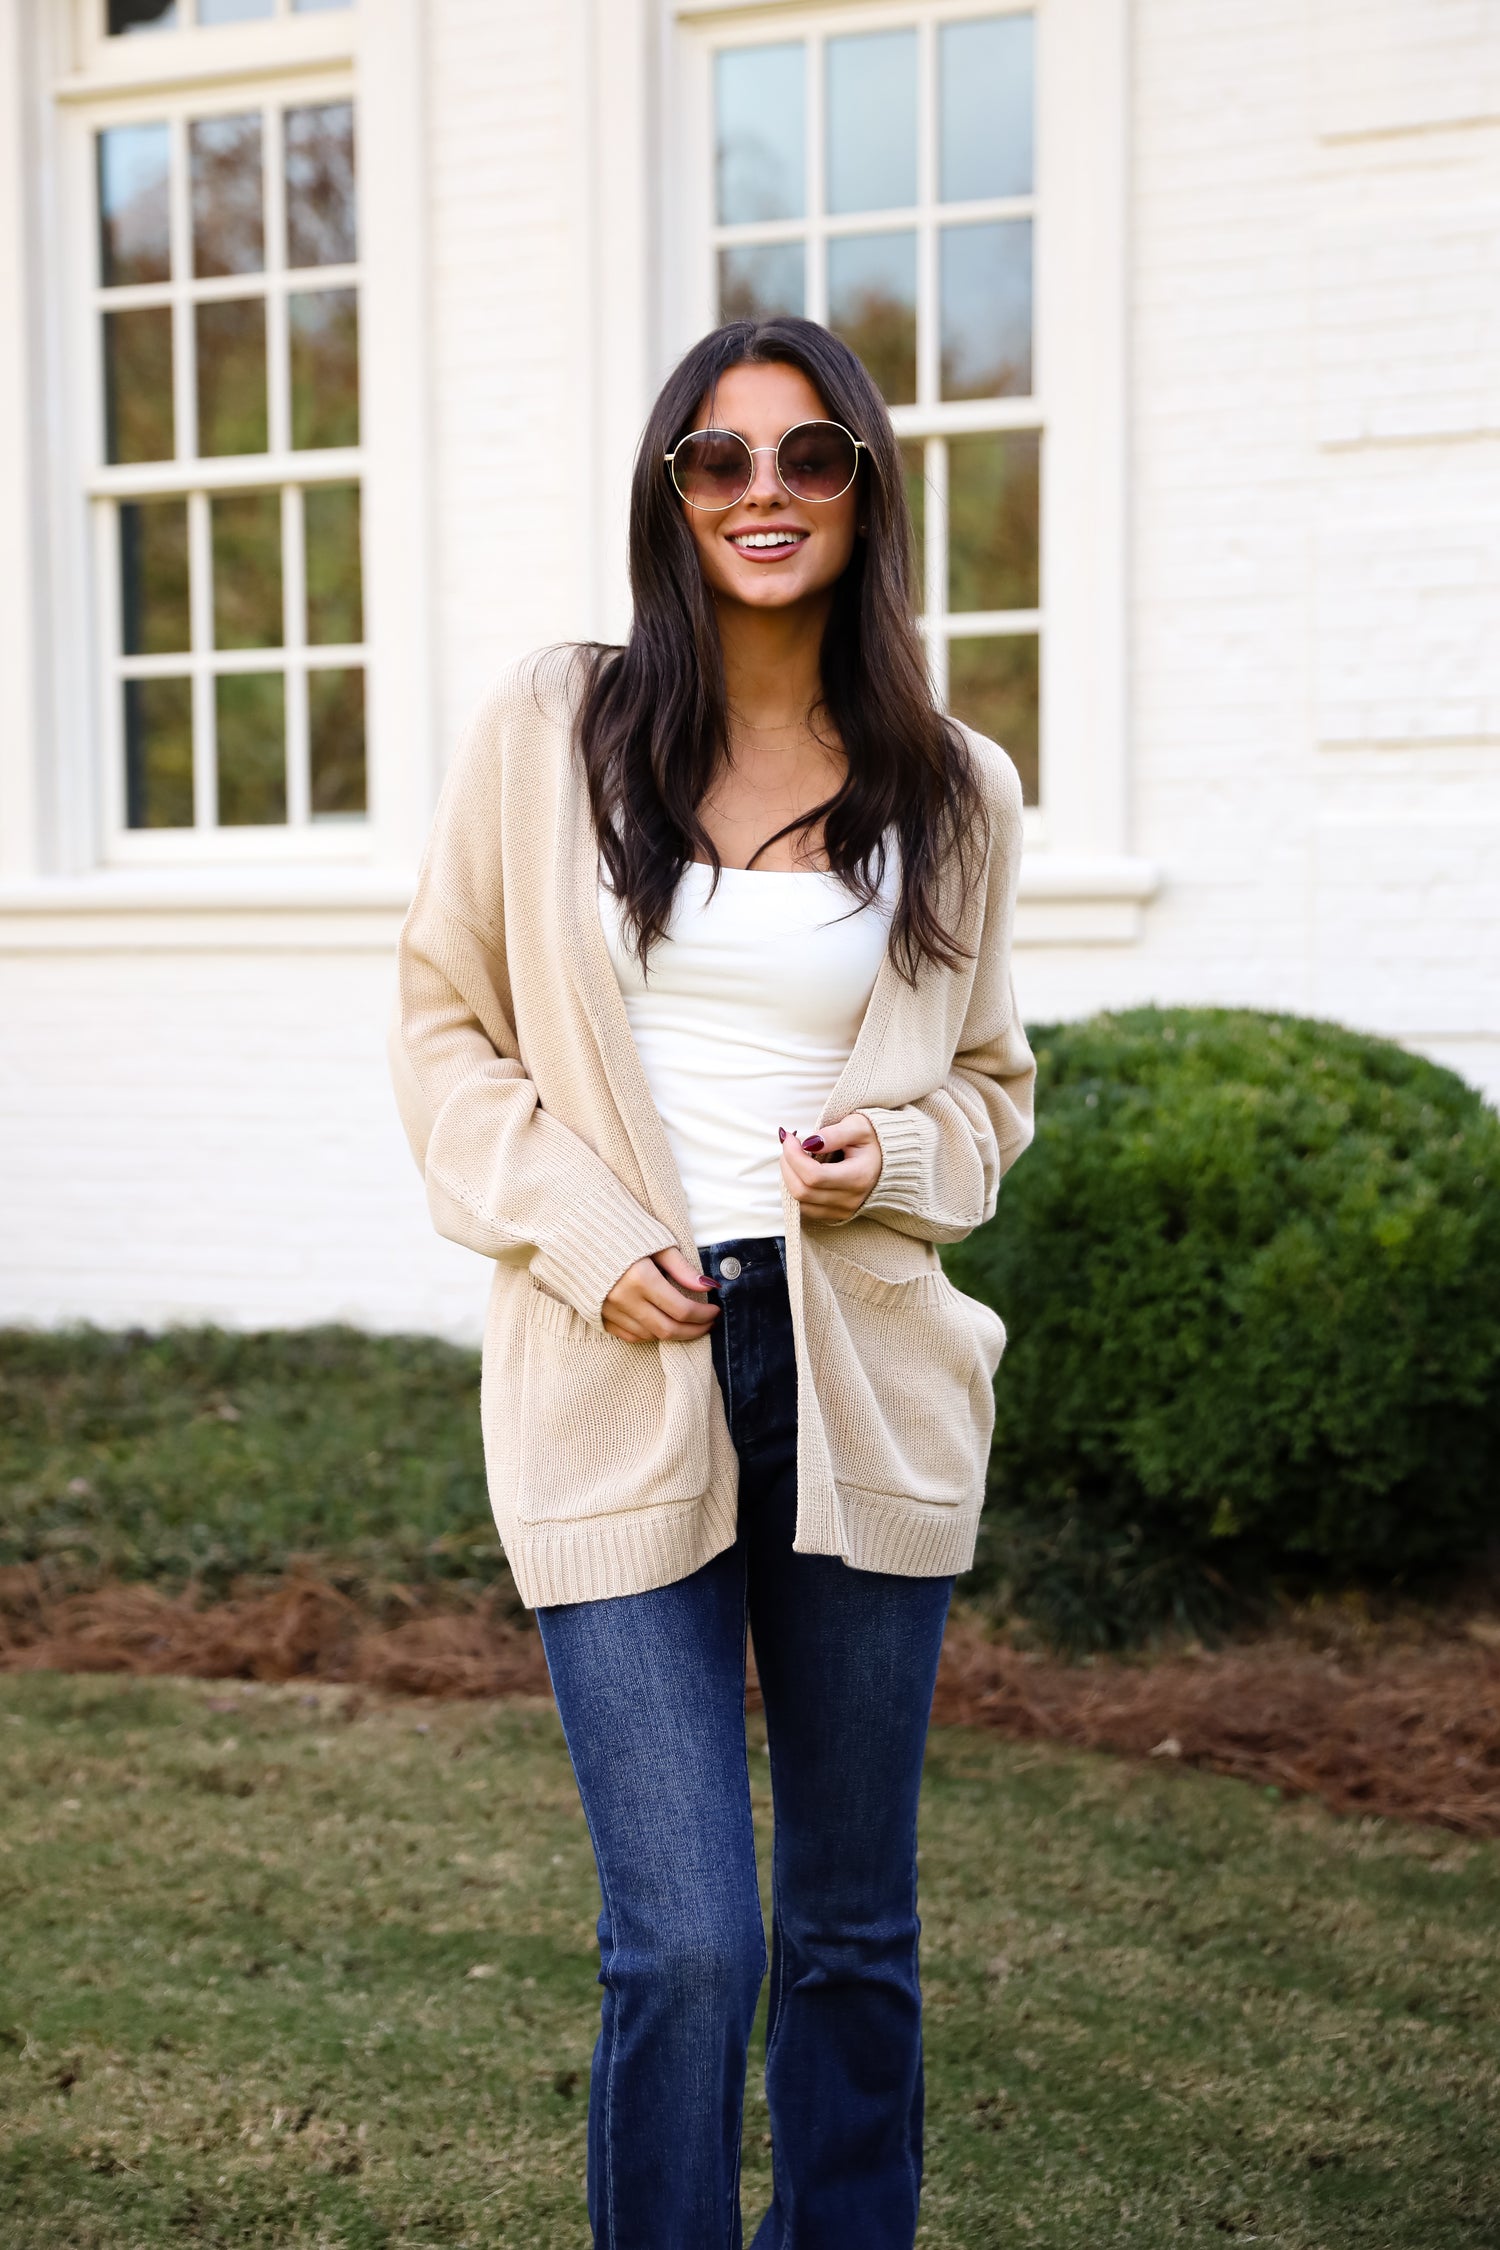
[107,0,179,36]
[309,667,366,816]
[717,243,805,324]
[196,298,268,456]
[715,45,804,225]
[120,500,190,656]
[216,672,286,824]
[290,290,359,448]
[949,635,1038,803]
[104,308,174,464]
[940,219,1032,400]
[212,491,283,649]
[827,231,916,406]
[940,15,1034,202]
[305,483,363,644]
[191,113,264,278]
[98,123,170,285]
[947,431,1040,613]
[124,677,194,828]
[285,101,357,267]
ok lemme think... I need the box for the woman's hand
[602,1246,720,1342]
[779,1112,883,1224]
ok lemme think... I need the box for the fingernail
[778,1127,787,1143]
[803,1135,825,1153]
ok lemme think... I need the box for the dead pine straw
[3,1567,1500,1835]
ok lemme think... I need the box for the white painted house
[1,0,1496,1342]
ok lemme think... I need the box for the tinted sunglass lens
[778,423,858,500]
[672,431,751,507]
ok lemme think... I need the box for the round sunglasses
[665,419,866,511]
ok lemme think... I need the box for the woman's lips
[726,529,811,561]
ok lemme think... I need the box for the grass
[2,1674,1498,2248]
[0,1327,499,1600]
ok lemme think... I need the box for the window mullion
[283,481,310,826]
[188,487,215,827]
[916,13,937,411]
[264,101,291,457]
[168,111,196,461]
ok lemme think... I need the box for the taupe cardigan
[389,647,1036,1608]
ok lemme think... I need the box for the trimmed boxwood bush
[944,1007,1500,1653]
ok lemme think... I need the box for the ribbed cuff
[531,1179,679,1328]
[857,1105,933,1219]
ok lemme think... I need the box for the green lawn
[1,1675,1496,2247]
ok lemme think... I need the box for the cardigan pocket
[512,1279,711,1524]
[806,1245,1001,1507]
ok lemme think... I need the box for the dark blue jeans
[536,1237,954,2250]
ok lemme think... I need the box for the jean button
[719,1255,742,1279]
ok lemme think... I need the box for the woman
[390,316,1034,2249]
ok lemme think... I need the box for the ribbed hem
[858,1105,933,1220]
[499,1474,740,1608]
[531,1182,679,1329]
[837,1488,981,1578]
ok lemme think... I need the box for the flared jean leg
[537,1539,767,2250]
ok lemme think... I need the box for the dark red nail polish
[803,1135,825,1153]
[778,1127,787,1143]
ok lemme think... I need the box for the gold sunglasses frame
[663,419,867,511]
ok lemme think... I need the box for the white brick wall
[1015,0,1500,1107]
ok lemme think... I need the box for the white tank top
[600,856,898,1249]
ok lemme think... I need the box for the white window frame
[663,0,1157,935]
[1,0,432,903]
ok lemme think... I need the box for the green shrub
[944,1007,1500,1653]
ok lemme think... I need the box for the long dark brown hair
[578,317,986,980]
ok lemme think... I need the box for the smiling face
[678,360,861,617]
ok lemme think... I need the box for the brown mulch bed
[3,1566,1499,1837]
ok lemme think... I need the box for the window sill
[0,865,416,953]
[1014,854,1160,946]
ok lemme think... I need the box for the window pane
[290,291,359,449]
[285,102,357,268]
[718,243,805,323]
[898,438,925,603]
[124,677,193,828]
[196,299,267,456]
[104,308,174,465]
[120,500,189,656]
[108,0,178,34]
[715,44,805,225]
[940,15,1034,202]
[949,635,1038,804]
[198,0,273,19]
[309,667,366,816]
[212,491,282,649]
[216,672,286,824]
[826,30,916,215]
[940,220,1032,399]
[293,0,354,11]
[191,114,264,279]
[305,482,363,644]
[98,124,170,286]
[827,231,916,406]
[947,431,1040,612]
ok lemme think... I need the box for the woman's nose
[744,446,784,504]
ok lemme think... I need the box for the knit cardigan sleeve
[855,745,1036,1244]
[388,676,678,1327]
